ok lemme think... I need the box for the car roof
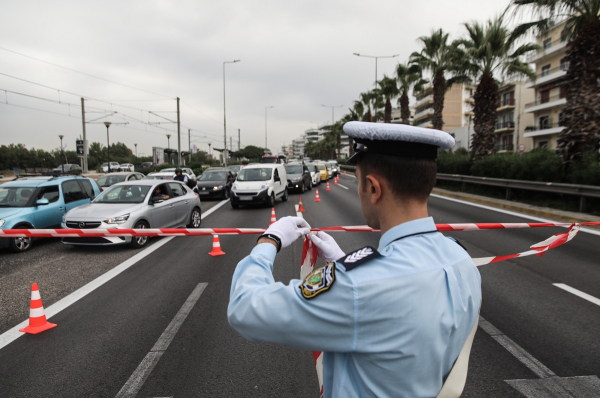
[205,167,227,171]
[1,176,91,188]
[99,172,140,176]
[243,163,279,169]
[112,179,168,187]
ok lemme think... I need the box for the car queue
[1,158,342,253]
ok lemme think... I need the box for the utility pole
[208,143,212,160]
[176,97,181,166]
[230,137,233,158]
[80,98,88,173]
[188,128,192,163]
[238,129,240,151]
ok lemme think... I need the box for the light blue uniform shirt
[228,217,482,398]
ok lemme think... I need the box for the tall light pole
[321,104,344,126]
[104,122,111,172]
[265,106,274,152]
[223,59,240,167]
[353,53,399,122]
[166,134,171,164]
[58,135,65,174]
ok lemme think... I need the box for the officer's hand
[265,216,311,249]
[310,231,346,262]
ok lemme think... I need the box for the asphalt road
[0,175,599,397]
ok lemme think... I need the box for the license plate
[199,191,209,195]
[239,196,253,201]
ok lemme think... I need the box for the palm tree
[509,0,600,167]
[396,63,428,124]
[359,92,375,122]
[410,29,467,130]
[456,17,537,160]
[377,76,400,123]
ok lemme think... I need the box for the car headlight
[62,216,66,224]
[104,214,130,224]
[259,184,267,190]
[232,184,238,191]
[293,177,302,182]
[0,219,4,228]
[213,185,224,191]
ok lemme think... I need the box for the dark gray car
[284,164,312,193]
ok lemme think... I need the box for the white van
[230,163,288,208]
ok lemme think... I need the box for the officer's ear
[365,174,383,205]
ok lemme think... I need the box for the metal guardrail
[436,173,600,212]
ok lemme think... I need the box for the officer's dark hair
[357,152,436,202]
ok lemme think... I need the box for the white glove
[264,216,311,249]
[310,231,346,262]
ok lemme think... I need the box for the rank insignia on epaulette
[300,262,335,300]
[341,246,380,271]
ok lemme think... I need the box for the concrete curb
[432,187,600,229]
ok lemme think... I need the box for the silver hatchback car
[61,180,201,248]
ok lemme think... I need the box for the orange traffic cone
[334,178,338,185]
[315,189,321,202]
[19,283,57,335]
[270,207,277,225]
[326,181,331,191]
[208,235,226,256]
[344,171,346,176]
[298,198,305,213]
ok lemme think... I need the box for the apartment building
[413,84,474,131]
[523,20,569,149]
[495,81,535,152]
[390,107,415,125]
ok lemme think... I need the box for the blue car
[0,176,100,253]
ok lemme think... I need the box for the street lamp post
[353,53,399,122]
[321,104,344,126]
[223,59,240,167]
[58,135,65,174]
[265,106,274,152]
[166,134,171,164]
[104,122,111,172]
[134,143,138,165]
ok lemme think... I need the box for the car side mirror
[36,198,49,206]
[274,176,281,182]
[151,198,164,204]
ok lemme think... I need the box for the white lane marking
[553,283,600,307]
[478,316,555,378]
[431,194,600,237]
[337,184,349,190]
[0,200,228,351]
[116,283,207,398]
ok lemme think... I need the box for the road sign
[518,144,526,154]
[76,140,84,155]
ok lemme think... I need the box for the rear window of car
[80,180,96,199]
[62,180,87,203]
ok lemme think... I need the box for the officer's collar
[378,217,437,252]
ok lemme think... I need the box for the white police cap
[343,121,455,164]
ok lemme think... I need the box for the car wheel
[308,179,313,191]
[282,188,288,202]
[130,221,149,249]
[8,226,32,253]
[224,188,230,200]
[231,201,239,209]
[268,193,276,207]
[300,182,305,193]
[187,208,202,228]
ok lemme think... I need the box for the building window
[558,112,567,127]
[539,115,550,129]
[559,85,567,99]
[541,64,551,77]
[541,90,550,103]
[543,38,552,49]
[538,140,549,149]
[559,57,569,71]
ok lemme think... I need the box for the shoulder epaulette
[340,246,380,271]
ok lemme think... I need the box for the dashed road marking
[0,200,229,351]
[553,283,600,307]
[115,283,208,398]
[337,184,349,190]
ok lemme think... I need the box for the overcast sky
[0,0,510,160]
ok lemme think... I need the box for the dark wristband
[258,234,282,252]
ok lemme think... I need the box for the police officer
[173,168,188,183]
[228,122,482,398]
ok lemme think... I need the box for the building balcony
[527,38,568,63]
[495,121,515,132]
[414,94,433,108]
[416,120,433,128]
[414,108,434,122]
[496,98,516,112]
[526,65,568,88]
[494,143,514,152]
[415,86,434,100]
[523,122,566,138]
[524,95,567,113]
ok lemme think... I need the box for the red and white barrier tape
[1,221,598,238]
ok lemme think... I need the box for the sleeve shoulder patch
[300,262,336,300]
[340,246,380,271]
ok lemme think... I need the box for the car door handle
[169,204,175,208]
[184,201,189,204]
[59,207,65,211]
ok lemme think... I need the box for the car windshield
[94,185,151,203]
[0,187,36,207]
[237,168,272,181]
[199,172,227,181]
[120,164,129,167]
[97,174,127,187]
[228,166,241,172]
[145,174,164,180]
[261,157,277,163]
[101,163,108,167]
[316,165,325,170]
[161,168,176,173]
[285,165,303,174]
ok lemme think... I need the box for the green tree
[455,17,537,161]
[377,76,400,123]
[395,63,428,125]
[410,29,468,130]
[509,0,600,168]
